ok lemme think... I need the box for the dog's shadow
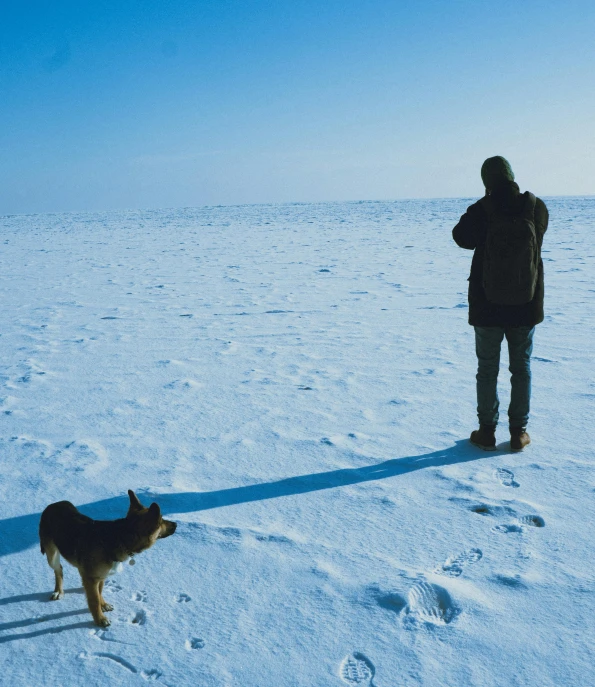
[0,618,94,643]
[0,589,93,643]
[0,588,84,607]
[0,439,502,641]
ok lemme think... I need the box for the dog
[39,490,176,626]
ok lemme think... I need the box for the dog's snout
[161,520,177,538]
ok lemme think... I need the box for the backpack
[480,191,539,305]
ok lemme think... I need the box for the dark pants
[474,326,535,429]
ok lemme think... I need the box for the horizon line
[2,193,593,220]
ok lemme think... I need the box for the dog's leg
[83,576,110,627]
[98,579,113,612]
[44,541,64,600]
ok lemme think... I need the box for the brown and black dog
[39,490,176,626]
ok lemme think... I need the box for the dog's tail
[39,511,47,555]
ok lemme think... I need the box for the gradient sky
[2,0,594,213]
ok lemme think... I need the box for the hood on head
[481,156,515,189]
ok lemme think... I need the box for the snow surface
[0,198,594,686]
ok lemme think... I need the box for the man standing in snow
[452,156,549,451]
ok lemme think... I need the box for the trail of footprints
[83,587,203,681]
[338,465,546,683]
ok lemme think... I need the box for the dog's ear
[148,502,161,523]
[127,490,144,512]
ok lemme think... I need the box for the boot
[510,427,530,451]
[470,425,496,451]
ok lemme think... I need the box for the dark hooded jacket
[452,181,549,327]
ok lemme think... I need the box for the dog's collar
[108,553,135,576]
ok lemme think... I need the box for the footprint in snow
[339,653,375,685]
[130,609,147,625]
[470,504,494,516]
[185,637,205,650]
[406,579,457,625]
[132,591,147,602]
[435,548,482,577]
[493,574,527,589]
[496,468,520,488]
[469,503,516,518]
[89,628,130,644]
[518,514,545,528]
[492,514,544,532]
[104,580,122,593]
[372,589,407,614]
[140,669,162,681]
[175,593,192,603]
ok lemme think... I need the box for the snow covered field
[1,198,594,686]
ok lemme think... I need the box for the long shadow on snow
[0,439,493,559]
[0,620,94,644]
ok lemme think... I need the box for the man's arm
[535,198,549,241]
[452,202,484,250]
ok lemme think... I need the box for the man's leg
[505,326,535,431]
[474,326,505,427]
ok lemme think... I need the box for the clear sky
[2,0,594,213]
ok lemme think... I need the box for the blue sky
[1,0,594,213]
